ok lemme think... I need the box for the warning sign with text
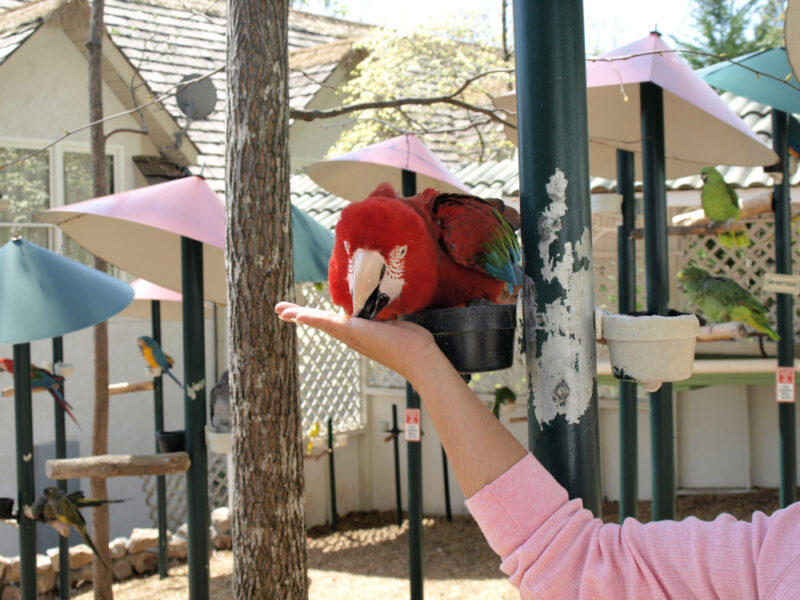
[405,409,421,442]
[777,367,796,403]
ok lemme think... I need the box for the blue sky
[300,0,696,54]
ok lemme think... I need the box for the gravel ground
[67,488,789,599]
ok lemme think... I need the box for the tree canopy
[672,0,786,68]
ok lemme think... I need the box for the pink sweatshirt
[466,454,800,599]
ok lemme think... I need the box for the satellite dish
[176,74,217,121]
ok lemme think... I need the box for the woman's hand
[274,302,443,383]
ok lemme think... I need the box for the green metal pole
[327,417,338,532]
[772,109,796,508]
[14,342,36,600]
[402,168,423,600]
[181,236,210,600]
[52,336,71,597]
[640,81,675,521]
[513,0,601,516]
[391,404,403,526]
[440,445,452,522]
[151,299,169,578]
[616,150,638,521]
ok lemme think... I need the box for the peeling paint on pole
[525,169,595,425]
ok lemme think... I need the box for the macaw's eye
[395,245,407,259]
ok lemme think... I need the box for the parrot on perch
[699,166,749,248]
[677,266,779,341]
[137,336,183,388]
[210,370,231,433]
[0,359,80,427]
[36,487,122,568]
[328,183,522,320]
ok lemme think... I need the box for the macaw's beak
[700,173,708,184]
[351,249,390,320]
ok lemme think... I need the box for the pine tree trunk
[226,0,306,597]
[88,0,113,597]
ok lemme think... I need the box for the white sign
[777,367,796,403]
[763,273,800,295]
[404,409,421,442]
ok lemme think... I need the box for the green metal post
[151,300,169,578]
[327,418,338,532]
[513,0,601,515]
[616,150,638,521]
[440,445,452,522]
[772,109,796,508]
[640,81,675,520]
[181,236,210,600]
[391,404,403,526]
[52,336,71,597]
[402,168,423,600]
[14,342,36,600]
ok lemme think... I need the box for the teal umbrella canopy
[697,48,800,114]
[292,204,334,283]
[0,237,134,344]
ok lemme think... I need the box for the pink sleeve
[466,454,800,599]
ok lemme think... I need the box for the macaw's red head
[0,359,13,373]
[329,189,439,320]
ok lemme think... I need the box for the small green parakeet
[700,166,749,248]
[678,266,779,341]
[43,487,112,568]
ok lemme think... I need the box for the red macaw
[0,358,80,426]
[328,183,522,320]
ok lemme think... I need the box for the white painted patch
[23,453,32,462]
[527,168,596,425]
[187,379,206,400]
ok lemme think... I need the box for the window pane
[62,152,114,267]
[0,147,50,228]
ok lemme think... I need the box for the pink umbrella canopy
[118,278,212,320]
[495,33,778,179]
[306,134,471,201]
[35,176,228,304]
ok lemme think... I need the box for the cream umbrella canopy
[494,33,778,179]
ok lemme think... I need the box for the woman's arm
[275,301,526,497]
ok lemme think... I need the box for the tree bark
[88,0,113,596]
[226,0,306,597]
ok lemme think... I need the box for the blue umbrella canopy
[697,47,800,114]
[0,237,134,344]
[291,204,334,283]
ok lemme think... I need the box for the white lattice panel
[295,284,364,432]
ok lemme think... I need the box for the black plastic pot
[400,304,516,374]
[0,497,13,519]
[157,430,186,453]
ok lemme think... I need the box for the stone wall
[0,507,231,598]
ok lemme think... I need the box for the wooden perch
[671,191,773,227]
[109,380,154,395]
[631,221,745,239]
[3,380,154,398]
[46,452,190,480]
[697,322,750,341]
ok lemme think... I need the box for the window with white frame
[0,141,121,266]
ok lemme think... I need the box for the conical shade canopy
[291,205,333,283]
[35,176,228,304]
[117,278,212,321]
[306,134,470,201]
[0,237,134,344]
[697,47,800,114]
[495,33,778,179]
[786,0,800,81]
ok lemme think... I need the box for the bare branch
[104,127,149,140]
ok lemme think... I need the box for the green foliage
[672,0,786,68]
[328,18,515,166]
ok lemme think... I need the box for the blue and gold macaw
[137,336,183,388]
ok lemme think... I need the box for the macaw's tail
[165,368,184,389]
[718,230,750,248]
[48,386,81,428]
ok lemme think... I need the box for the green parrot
[677,266,779,341]
[699,166,749,248]
[41,487,121,568]
[491,385,516,418]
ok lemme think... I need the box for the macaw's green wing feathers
[431,193,523,292]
